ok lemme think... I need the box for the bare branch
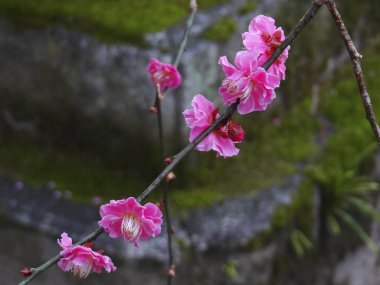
[174,0,198,68]
[324,0,380,145]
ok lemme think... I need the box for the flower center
[241,79,255,102]
[72,258,93,279]
[153,68,171,85]
[121,213,141,240]
[262,30,282,54]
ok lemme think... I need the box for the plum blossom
[242,15,289,80]
[98,197,163,247]
[183,94,244,157]
[218,51,280,114]
[147,58,182,91]
[57,233,116,278]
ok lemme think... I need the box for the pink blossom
[242,15,289,79]
[183,94,244,157]
[218,51,280,114]
[57,233,116,278]
[98,197,163,247]
[147,58,182,91]
[58,232,73,249]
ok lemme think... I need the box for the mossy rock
[238,1,257,15]
[202,17,237,43]
[0,0,229,44]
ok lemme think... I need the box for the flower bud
[227,120,245,142]
[166,172,176,183]
[20,268,33,277]
[164,156,174,165]
[167,265,176,277]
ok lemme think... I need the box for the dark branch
[324,0,380,145]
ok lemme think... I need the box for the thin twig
[174,0,198,68]
[324,0,380,145]
[156,91,165,156]
[163,183,174,284]
[263,2,321,70]
[152,0,197,110]
[155,84,174,285]
[19,2,322,284]
[158,1,198,283]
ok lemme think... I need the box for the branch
[174,0,198,68]
[324,0,380,145]
[155,71,174,285]
[157,2,198,283]
[262,2,321,71]
[19,2,322,284]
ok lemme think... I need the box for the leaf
[335,209,378,252]
[290,229,313,257]
[327,214,340,235]
[347,197,380,222]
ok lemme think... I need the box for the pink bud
[167,265,176,277]
[227,120,245,142]
[166,172,176,183]
[20,267,33,277]
[164,156,174,165]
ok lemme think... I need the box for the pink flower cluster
[183,15,288,157]
[219,51,280,114]
[147,58,182,91]
[57,233,116,278]
[219,15,288,114]
[98,197,163,247]
[58,198,162,278]
[183,94,244,157]
[243,15,289,80]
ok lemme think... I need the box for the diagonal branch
[18,2,323,284]
[324,0,380,145]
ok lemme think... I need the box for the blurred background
[1,0,380,284]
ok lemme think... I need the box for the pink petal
[250,15,276,34]
[212,136,239,158]
[218,56,237,77]
[242,33,268,53]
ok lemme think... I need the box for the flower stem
[19,2,322,283]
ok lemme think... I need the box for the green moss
[0,0,228,44]
[238,1,257,15]
[202,17,237,43]
[170,186,224,214]
[0,134,145,202]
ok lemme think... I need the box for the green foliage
[238,1,257,15]
[222,259,239,281]
[308,167,379,251]
[302,39,380,251]
[202,17,237,43]
[0,0,228,44]
[290,229,313,257]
